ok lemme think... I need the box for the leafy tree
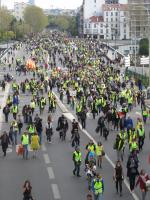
[68,16,78,36]
[48,15,78,36]
[24,5,48,32]
[0,7,13,32]
[139,38,149,56]
[55,16,69,31]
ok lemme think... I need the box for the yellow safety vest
[22,135,29,145]
[138,128,144,137]
[131,142,138,151]
[30,101,36,109]
[29,126,35,134]
[87,145,95,152]
[13,106,18,113]
[96,145,103,156]
[94,180,103,195]
[74,151,82,162]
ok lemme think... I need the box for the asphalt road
[0,43,149,200]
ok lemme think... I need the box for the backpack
[46,123,53,135]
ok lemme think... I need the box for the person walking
[3,104,10,122]
[96,142,104,168]
[21,132,29,160]
[17,115,23,135]
[23,180,33,200]
[127,153,139,192]
[80,109,87,129]
[0,131,10,157]
[136,169,150,200]
[45,119,53,143]
[31,132,40,158]
[137,125,145,151]
[91,173,104,200]
[113,160,124,196]
[73,147,82,177]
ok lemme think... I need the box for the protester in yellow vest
[21,132,29,160]
[96,142,104,168]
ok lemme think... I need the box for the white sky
[1,0,127,9]
[1,0,83,9]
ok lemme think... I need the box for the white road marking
[51,184,61,199]
[47,167,55,179]
[43,153,51,164]
[6,148,12,153]
[54,92,140,200]
[42,144,47,152]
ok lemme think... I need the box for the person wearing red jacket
[136,169,150,200]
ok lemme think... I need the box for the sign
[140,56,149,65]
[125,56,130,67]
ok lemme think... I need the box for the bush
[139,38,149,56]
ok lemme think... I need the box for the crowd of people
[0,31,150,200]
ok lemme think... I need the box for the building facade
[82,1,130,40]
[103,4,129,40]
[128,0,150,38]
[14,2,29,21]
[84,16,105,39]
[83,0,105,19]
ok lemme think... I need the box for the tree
[68,16,78,36]
[0,7,13,41]
[47,15,78,36]
[55,16,69,31]
[24,5,48,33]
[139,38,149,56]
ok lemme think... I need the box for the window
[94,24,97,28]
[116,24,118,28]
[101,24,103,28]
[94,0,96,3]
[111,12,113,16]
[101,30,103,34]
[116,12,118,16]
[106,29,109,34]
[85,23,87,28]
[106,12,108,16]
[106,18,108,22]
[89,24,91,28]
[111,18,113,22]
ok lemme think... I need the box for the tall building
[81,0,130,39]
[83,0,105,19]
[128,0,150,38]
[28,0,35,5]
[103,3,129,40]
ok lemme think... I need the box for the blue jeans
[38,130,42,145]
[23,144,28,159]
[94,193,103,200]
[12,131,17,145]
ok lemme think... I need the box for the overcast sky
[1,0,127,9]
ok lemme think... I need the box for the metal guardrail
[125,69,149,88]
